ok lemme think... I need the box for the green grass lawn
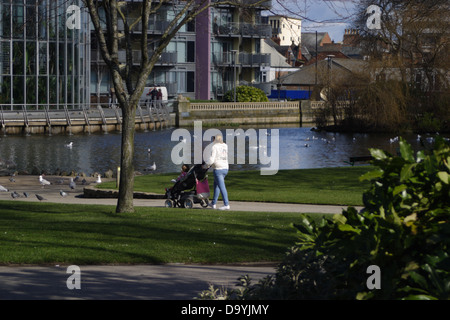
[100,166,372,206]
[0,166,372,265]
[0,201,326,265]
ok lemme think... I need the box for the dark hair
[182,164,190,172]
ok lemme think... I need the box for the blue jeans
[212,169,229,206]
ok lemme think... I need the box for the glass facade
[0,0,90,110]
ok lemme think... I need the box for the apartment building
[0,1,272,107]
[90,0,272,102]
[268,15,302,46]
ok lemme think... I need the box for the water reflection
[0,126,445,175]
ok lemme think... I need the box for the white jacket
[207,142,229,170]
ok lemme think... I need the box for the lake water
[0,125,444,176]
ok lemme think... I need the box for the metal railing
[0,104,92,112]
[0,102,171,128]
[212,0,272,9]
[212,51,270,66]
[92,50,177,65]
[213,22,272,38]
[117,19,172,34]
[189,101,299,111]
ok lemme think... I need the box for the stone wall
[176,99,316,127]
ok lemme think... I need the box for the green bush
[200,137,450,300]
[223,85,268,102]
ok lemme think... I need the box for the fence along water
[0,102,171,135]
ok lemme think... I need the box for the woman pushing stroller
[204,134,230,210]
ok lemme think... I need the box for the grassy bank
[0,201,325,265]
[100,166,373,206]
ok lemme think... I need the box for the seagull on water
[148,162,156,171]
[65,142,73,148]
[39,175,51,186]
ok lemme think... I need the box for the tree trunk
[116,102,136,213]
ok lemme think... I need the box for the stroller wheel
[164,199,174,208]
[200,199,209,208]
[183,197,194,209]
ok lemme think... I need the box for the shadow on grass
[0,201,307,265]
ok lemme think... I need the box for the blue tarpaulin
[268,90,311,100]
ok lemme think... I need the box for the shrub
[223,85,268,102]
[199,137,450,300]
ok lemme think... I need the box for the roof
[274,58,368,86]
[261,39,293,67]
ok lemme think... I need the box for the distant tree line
[314,0,449,133]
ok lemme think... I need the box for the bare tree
[350,0,450,132]
[82,0,268,213]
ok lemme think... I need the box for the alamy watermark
[366,5,382,30]
[171,121,279,175]
[66,5,81,30]
[66,265,81,290]
[366,265,381,290]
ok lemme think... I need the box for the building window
[0,0,89,108]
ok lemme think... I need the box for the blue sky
[269,0,358,42]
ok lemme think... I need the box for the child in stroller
[164,163,210,209]
[171,164,190,183]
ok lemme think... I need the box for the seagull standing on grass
[39,175,51,186]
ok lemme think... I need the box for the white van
[140,86,168,102]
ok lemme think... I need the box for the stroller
[164,163,210,209]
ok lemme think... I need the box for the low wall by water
[0,104,172,135]
[175,99,317,127]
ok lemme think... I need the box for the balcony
[212,0,272,10]
[239,52,270,66]
[212,51,270,67]
[117,19,172,35]
[213,22,272,38]
[91,50,177,66]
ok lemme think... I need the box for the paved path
[0,263,276,300]
[0,175,356,214]
[0,174,359,300]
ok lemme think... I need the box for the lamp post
[326,54,335,99]
[231,50,238,102]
